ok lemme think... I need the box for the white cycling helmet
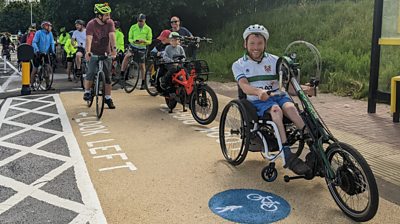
[243,24,269,41]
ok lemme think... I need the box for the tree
[0,1,42,33]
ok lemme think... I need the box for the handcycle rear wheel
[124,61,140,93]
[325,142,379,222]
[145,63,159,96]
[95,71,106,119]
[190,84,218,125]
[219,99,250,166]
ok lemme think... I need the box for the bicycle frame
[171,66,196,95]
[280,56,336,179]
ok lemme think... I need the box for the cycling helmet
[59,27,66,32]
[169,32,181,39]
[75,19,85,26]
[41,21,52,28]
[114,21,120,28]
[94,2,112,14]
[243,24,269,41]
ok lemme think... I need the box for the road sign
[209,189,290,224]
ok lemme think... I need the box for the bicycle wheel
[37,67,47,90]
[95,71,106,118]
[124,61,140,93]
[190,84,218,125]
[87,86,94,108]
[325,142,379,222]
[45,63,54,90]
[219,99,250,166]
[145,63,158,96]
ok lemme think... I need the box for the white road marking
[0,71,20,93]
[0,94,107,224]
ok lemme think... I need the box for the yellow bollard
[391,76,400,122]
[21,62,31,95]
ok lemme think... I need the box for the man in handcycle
[232,24,315,176]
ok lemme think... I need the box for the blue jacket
[32,29,55,54]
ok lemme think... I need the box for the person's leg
[30,56,39,86]
[269,105,287,144]
[83,56,96,100]
[75,50,83,70]
[103,57,115,109]
[139,63,146,89]
[120,51,131,77]
[282,102,305,130]
[66,59,72,81]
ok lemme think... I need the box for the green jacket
[116,28,125,52]
[58,32,70,46]
[64,38,77,58]
[128,23,152,49]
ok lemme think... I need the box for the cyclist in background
[120,13,152,90]
[160,32,185,90]
[84,2,117,109]
[58,27,70,64]
[169,16,196,59]
[72,19,86,76]
[30,21,55,90]
[64,32,77,81]
[26,24,36,45]
[114,20,124,61]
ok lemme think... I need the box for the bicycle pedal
[283,175,306,183]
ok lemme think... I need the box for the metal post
[368,0,384,113]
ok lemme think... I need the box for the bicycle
[85,55,109,119]
[112,46,142,93]
[180,36,213,60]
[32,53,54,91]
[144,54,163,96]
[219,41,379,222]
[71,55,86,89]
[161,55,218,125]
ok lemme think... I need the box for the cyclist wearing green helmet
[84,2,117,109]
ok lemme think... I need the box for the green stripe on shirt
[247,75,278,82]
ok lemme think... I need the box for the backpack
[27,32,35,45]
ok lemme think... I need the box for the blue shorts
[252,94,292,117]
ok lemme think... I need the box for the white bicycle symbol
[247,194,280,212]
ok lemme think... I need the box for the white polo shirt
[232,53,279,101]
[72,29,86,49]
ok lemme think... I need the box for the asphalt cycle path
[59,90,399,224]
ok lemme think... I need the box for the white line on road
[0,71,20,93]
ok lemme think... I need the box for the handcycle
[218,41,379,222]
[85,54,110,119]
[32,53,54,91]
[161,55,218,125]
[111,46,142,93]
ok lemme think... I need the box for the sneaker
[105,98,116,109]
[283,146,312,176]
[83,92,92,101]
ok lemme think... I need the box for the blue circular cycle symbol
[209,189,291,224]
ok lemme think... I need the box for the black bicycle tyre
[95,71,106,119]
[37,67,46,91]
[219,99,250,166]
[124,61,140,93]
[190,84,218,125]
[145,63,159,96]
[325,142,379,222]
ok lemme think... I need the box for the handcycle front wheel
[219,99,250,166]
[145,63,159,96]
[95,71,106,118]
[325,142,379,222]
[124,61,140,93]
[189,84,218,125]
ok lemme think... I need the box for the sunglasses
[170,20,179,24]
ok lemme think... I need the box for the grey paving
[20,95,48,100]
[38,136,70,157]
[0,123,24,138]
[39,118,63,132]
[4,108,24,118]
[0,185,17,203]
[40,96,55,102]
[15,101,49,110]
[0,145,20,161]
[10,99,26,105]
[40,167,83,204]
[0,196,78,223]
[39,104,58,114]
[10,112,53,126]
[4,129,55,147]
[0,153,64,185]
